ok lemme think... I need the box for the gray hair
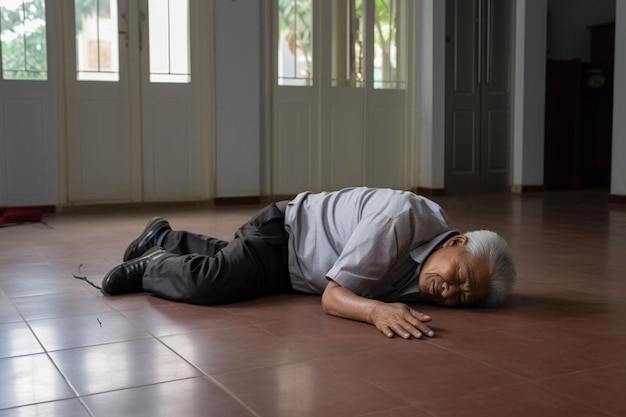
[463,230,516,306]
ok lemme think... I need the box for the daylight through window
[0,0,47,80]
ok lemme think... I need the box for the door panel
[140,0,208,201]
[452,111,477,172]
[329,102,364,190]
[274,100,314,193]
[480,0,512,192]
[77,98,131,199]
[65,0,133,203]
[0,0,58,206]
[4,99,46,200]
[449,110,479,191]
[445,0,481,194]
[366,102,405,189]
[452,0,479,94]
[68,86,132,201]
[485,0,511,92]
[66,0,210,203]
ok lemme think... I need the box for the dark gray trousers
[142,203,292,305]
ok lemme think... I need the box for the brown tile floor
[1,190,625,417]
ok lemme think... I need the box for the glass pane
[277,0,313,87]
[149,0,190,83]
[75,0,119,81]
[0,0,47,80]
[331,0,363,87]
[373,0,405,89]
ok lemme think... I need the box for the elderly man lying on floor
[101,187,516,339]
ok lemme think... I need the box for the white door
[272,0,412,195]
[65,0,211,204]
[0,0,59,206]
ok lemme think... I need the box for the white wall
[214,0,262,197]
[611,1,626,196]
[512,0,548,189]
[416,0,446,190]
[547,0,616,61]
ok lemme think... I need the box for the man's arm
[321,280,435,339]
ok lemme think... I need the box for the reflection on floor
[1,190,625,417]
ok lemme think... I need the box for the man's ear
[442,235,467,248]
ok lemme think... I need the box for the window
[148,0,190,83]
[0,0,47,80]
[331,0,363,88]
[373,0,405,89]
[75,0,119,81]
[276,0,405,89]
[277,0,313,86]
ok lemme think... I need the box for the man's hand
[321,280,435,339]
[369,302,434,339]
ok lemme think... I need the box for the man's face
[417,235,491,307]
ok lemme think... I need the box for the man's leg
[123,218,228,261]
[142,204,291,305]
[160,230,229,256]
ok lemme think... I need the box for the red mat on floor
[0,208,43,227]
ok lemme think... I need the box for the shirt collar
[409,230,460,264]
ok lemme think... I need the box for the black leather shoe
[123,217,171,261]
[102,247,171,295]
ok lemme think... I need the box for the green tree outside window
[0,0,47,80]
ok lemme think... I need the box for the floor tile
[0,265,90,298]
[28,311,150,351]
[50,338,201,396]
[429,316,626,380]
[536,364,626,417]
[120,303,243,337]
[0,399,89,417]
[0,322,43,358]
[0,354,75,409]
[160,324,313,375]
[12,290,114,321]
[213,359,409,417]
[417,382,611,417]
[319,343,524,405]
[102,292,173,311]
[82,377,257,417]
[0,298,23,324]
[223,295,406,355]
[356,407,435,417]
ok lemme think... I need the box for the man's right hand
[321,280,435,339]
[368,302,434,339]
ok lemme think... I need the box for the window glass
[277,0,313,86]
[0,0,47,80]
[331,0,363,88]
[373,0,405,89]
[75,0,119,81]
[148,0,190,83]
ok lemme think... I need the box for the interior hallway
[1,190,625,417]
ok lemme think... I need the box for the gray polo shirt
[284,187,456,301]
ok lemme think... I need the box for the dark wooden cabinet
[544,59,581,188]
[544,23,614,189]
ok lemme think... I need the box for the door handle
[119,6,129,47]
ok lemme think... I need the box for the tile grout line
[1,287,95,416]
